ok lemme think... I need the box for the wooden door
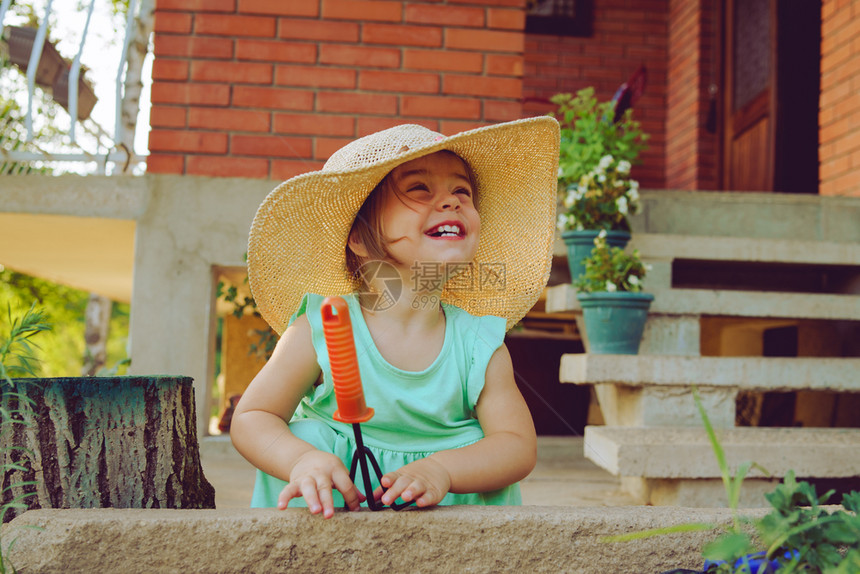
[722,0,776,192]
[721,0,820,193]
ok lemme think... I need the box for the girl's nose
[436,192,461,211]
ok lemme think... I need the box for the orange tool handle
[321,296,374,424]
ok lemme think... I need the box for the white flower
[557,214,568,231]
[558,167,564,178]
[598,229,607,238]
[597,173,606,183]
[617,160,632,174]
[599,154,614,169]
[629,179,640,192]
[617,196,628,215]
[563,190,577,208]
[605,281,617,292]
[628,275,639,286]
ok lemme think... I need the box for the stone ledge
[560,354,860,393]
[545,283,860,320]
[2,507,764,574]
[585,426,860,479]
[553,232,860,264]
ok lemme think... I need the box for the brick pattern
[820,0,860,197]
[664,0,719,191]
[522,0,669,189]
[148,0,528,178]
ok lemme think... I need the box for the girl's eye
[406,183,430,193]
[454,187,472,197]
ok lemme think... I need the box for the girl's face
[351,151,481,277]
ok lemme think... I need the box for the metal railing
[0,0,148,174]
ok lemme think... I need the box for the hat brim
[248,116,560,334]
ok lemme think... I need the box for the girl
[232,117,560,518]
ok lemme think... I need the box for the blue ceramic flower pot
[561,230,631,282]
[577,291,654,354]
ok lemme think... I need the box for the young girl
[231,117,560,518]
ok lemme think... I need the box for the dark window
[525,0,593,37]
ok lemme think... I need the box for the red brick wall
[820,0,860,197]
[148,0,527,179]
[522,0,668,189]
[665,0,719,191]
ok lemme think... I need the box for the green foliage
[0,269,130,377]
[573,232,649,293]
[0,303,51,384]
[0,303,52,572]
[605,386,860,573]
[216,279,276,362]
[552,87,649,232]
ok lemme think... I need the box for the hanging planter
[53,67,98,121]
[6,26,65,87]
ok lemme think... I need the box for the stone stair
[546,191,860,507]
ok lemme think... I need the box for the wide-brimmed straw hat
[248,116,560,334]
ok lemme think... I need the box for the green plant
[605,386,860,573]
[552,87,649,232]
[573,231,649,293]
[215,280,276,361]
[1,302,52,573]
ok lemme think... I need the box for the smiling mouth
[425,223,465,238]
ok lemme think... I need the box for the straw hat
[248,116,560,334]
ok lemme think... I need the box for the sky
[5,0,153,164]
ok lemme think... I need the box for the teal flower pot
[561,230,631,282]
[577,291,654,354]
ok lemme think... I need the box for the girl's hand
[278,450,365,518]
[375,457,452,508]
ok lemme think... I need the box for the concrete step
[554,233,860,266]
[560,354,860,392]
[584,425,860,506]
[546,283,860,321]
[559,354,860,427]
[585,425,860,479]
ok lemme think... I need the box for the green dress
[250,292,521,507]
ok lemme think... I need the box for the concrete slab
[546,283,860,320]
[560,354,860,393]
[2,506,764,574]
[584,425,860,479]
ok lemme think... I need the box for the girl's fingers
[316,482,336,519]
[332,470,363,511]
[278,482,301,510]
[381,475,423,506]
[300,477,324,515]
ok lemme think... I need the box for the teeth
[436,224,460,234]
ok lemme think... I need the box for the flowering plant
[552,87,648,232]
[557,153,641,232]
[574,231,649,293]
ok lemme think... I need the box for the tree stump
[1,376,215,523]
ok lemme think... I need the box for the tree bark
[1,376,215,523]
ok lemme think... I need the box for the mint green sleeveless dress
[250,292,521,507]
